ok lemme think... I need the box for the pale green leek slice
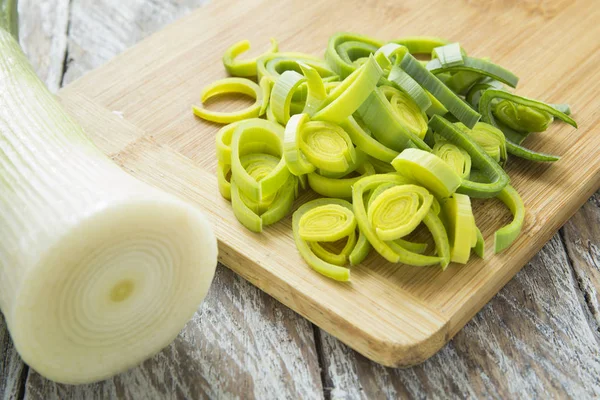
[299,120,357,173]
[494,185,525,253]
[427,57,519,88]
[400,53,481,128]
[325,32,384,78]
[340,116,399,162]
[429,115,509,198]
[431,43,463,68]
[223,38,278,77]
[367,184,433,241]
[493,99,553,133]
[216,121,243,163]
[259,76,273,115]
[193,78,263,123]
[261,175,297,226]
[217,162,232,200]
[357,85,430,152]
[283,113,316,176]
[392,36,452,55]
[299,63,327,116]
[368,156,396,173]
[310,231,357,266]
[474,227,485,259]
[442,193,476,264]
[423,211,451,269]
[391,148,462,199]
[293,198,363,281]
[479,89,577,162]
[298,204,357,242]
[308,161,375,198]
[231,181,262,232]
[230,119,289,202]
[352,174,444,266]
[349,231,372,266]
[313,55,383,124]
[270,70,306,125]
[388,65,432,112]
[432,141,472,179]
[454,122,507,165]
[257,52,337,81]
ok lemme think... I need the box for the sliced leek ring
[442,193,476,264]
[429,115,509,198]
[270,70,306,125]
[339,116,399,162]
[433,141,472,179]
[292,198,365,281]
[193,78,263,123]
[313,55,383,124]
[494,185,525,253]
[357,85,430,151]
[391,148,462,199]
[308,161,375,198]
[257,52,337,81]
[325,32,384,79]
[223,38,278,77]
[454,121,507,165]
[217,161,232,200]
[230,119,289,202]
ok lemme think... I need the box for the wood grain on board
[56,0,600,366]
[0,0,599,399]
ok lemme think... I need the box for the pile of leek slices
[193,33,577,281]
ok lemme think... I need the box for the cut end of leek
[11,197,217,384]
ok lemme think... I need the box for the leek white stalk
[0,3,217,385]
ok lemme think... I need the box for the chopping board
[56,0,600,367]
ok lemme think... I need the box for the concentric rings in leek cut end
[391,148,461,199]
[433,141,472,179]
[299,120,357,173]
[298,204,357,242]
[367,184,433,241]
[325,32,384,79]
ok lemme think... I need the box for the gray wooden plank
[0,315,27,400]
[1,2,71,399]
[25,267,324,399]
[318,235,600,399]
[561,191,600,341]
[21,1,324,398]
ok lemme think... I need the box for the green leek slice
[474,227,485,259]
[257,52,337,81]
[299,63,327,116]
[429,115,509,198]
[442,193,476,264]
[427,57,519,88]
[325,32,384,79]
[454,122,507,164]
[308,161,375,198]
[432,141,472,179]
[230,119,289,201]
[270,70,306,125]
[367,184,433,241]
[493,99,553,133]
[391,148,462,199]
[494,185,525,253]
[313,55,383,124]
[300,120,357,173]
[223,38,278,77]
[340,116,399,162]
[392,36,452,55]
[479,89,577,162]
[388,65,432,112]
[400,53,481,128]
[353,174,447,266]
[193,78,263,123]
[259,76,273,115]
[283,113,317,175]
[310,231,357,266]
[368,155,396,173]
[357,85,430,152]
[293,198,363,281]
[217,162,232,200]
[431,43,463,68]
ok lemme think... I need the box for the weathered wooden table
[1,1,599,399]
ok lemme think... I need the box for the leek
[0,2,217,384]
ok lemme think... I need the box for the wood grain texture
[318,235,600,399]
[55,0,600,366]
[14,1,324,399]
[0,316,27,400]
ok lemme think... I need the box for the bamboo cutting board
[57,0,600,367]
